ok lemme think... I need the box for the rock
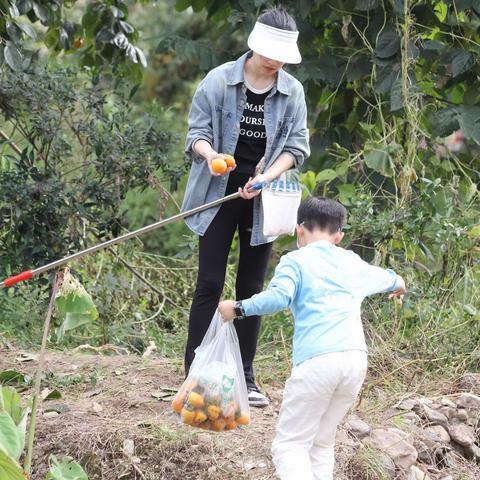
[374,451,396,480]
[413,403,448,427]
[345,416,371,439]
[458,373,480,394]
[367,428,418,470]
[437,406,455,420]
[409,465,432,480]
[441,398,457,408]
[43,411,59,419]
[456,392,480,409]
[439,476,453,480]
[463,443,480,462]
[448,423,476,447]
[403,412,421,424]
[452,408,468,423]
[396,398,417,411]
[424,425,451,444]
[415,441,433,465]
[417,397,433,407]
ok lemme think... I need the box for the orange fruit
[187,391,204,408]
[181,408,196,426]
[195,411,207,424]
[198,420,212,430]
[171,395,184,414]
[73,38,84,49]
[225,420,237,431]
[184,380,197,391]
[224,154,236,168]
[207,405,221,421]
[211,418,226,432]
[224,402,238,422]
[211,157,228,174]
[236,413,250,426]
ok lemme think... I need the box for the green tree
[0,0,150,78]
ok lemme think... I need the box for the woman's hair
[257,7,297,32]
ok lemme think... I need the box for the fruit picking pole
[0,184,262,289]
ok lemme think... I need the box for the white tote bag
[261,173,302,237]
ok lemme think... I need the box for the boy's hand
[389,276,406,300]
[218,300,236,322]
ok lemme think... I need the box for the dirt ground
[1,346,281,480]
[2,346,480,480]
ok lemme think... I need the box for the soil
[0,347,279,480]
[2,346,480,480]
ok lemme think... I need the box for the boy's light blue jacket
[181,51,310,246]
[242,240,402,366]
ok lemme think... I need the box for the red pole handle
[2,270,33,288]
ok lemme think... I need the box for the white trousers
[271,351,367,480]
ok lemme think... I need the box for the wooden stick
[24,271,62,474]
[0,129,22,155]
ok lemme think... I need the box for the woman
[182,7,310,407]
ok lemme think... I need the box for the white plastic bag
[171,312,250,431]
[262,172,302,236]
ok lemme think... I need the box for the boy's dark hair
[297,197,347,234]
[258,7,297,31]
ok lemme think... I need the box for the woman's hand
[218,300,236,322]
[239,173,269,199]
[206,152,236,177]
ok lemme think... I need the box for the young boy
[218,196,406,480]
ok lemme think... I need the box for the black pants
[184,173,272,389]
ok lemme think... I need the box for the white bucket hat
[247,22,301,64]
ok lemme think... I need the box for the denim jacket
[181,51,310,246]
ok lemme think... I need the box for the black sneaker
[247,386,269,408]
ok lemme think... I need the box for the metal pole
[1,187,256,288]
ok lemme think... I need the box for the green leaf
[337,184,356,205]
[316,169,337,183]
[9,4,20,18]
[56,292,98,320]
[390,78,404,112]
[0,371,30,388]
[456,106,480,144]
[429,108,459,137]
[6,23,23,44]
[364,144,395,177]
[336,160,350,176]
[175,0,191,11]
[16,0,33,15]
[17,23,37,40]
[46,455,88,480]
[0,450,25,480]
[468,225,480,238]
[374,66,400,94]
[355,0,379,10]
[451,50,475,77]
[44,389,62,401]
[4,44,23,71]
[0,387,26,427]
[300,170,317,195]
[375,31,400,58]
[82,5,101,38]
[0,412,22,461]
[32,1,50,23]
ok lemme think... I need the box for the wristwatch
[234,301,246,320]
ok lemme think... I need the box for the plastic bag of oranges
[172,311,250,432]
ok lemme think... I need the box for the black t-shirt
[233,85,272,176]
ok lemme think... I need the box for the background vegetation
[0,0,479,402]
